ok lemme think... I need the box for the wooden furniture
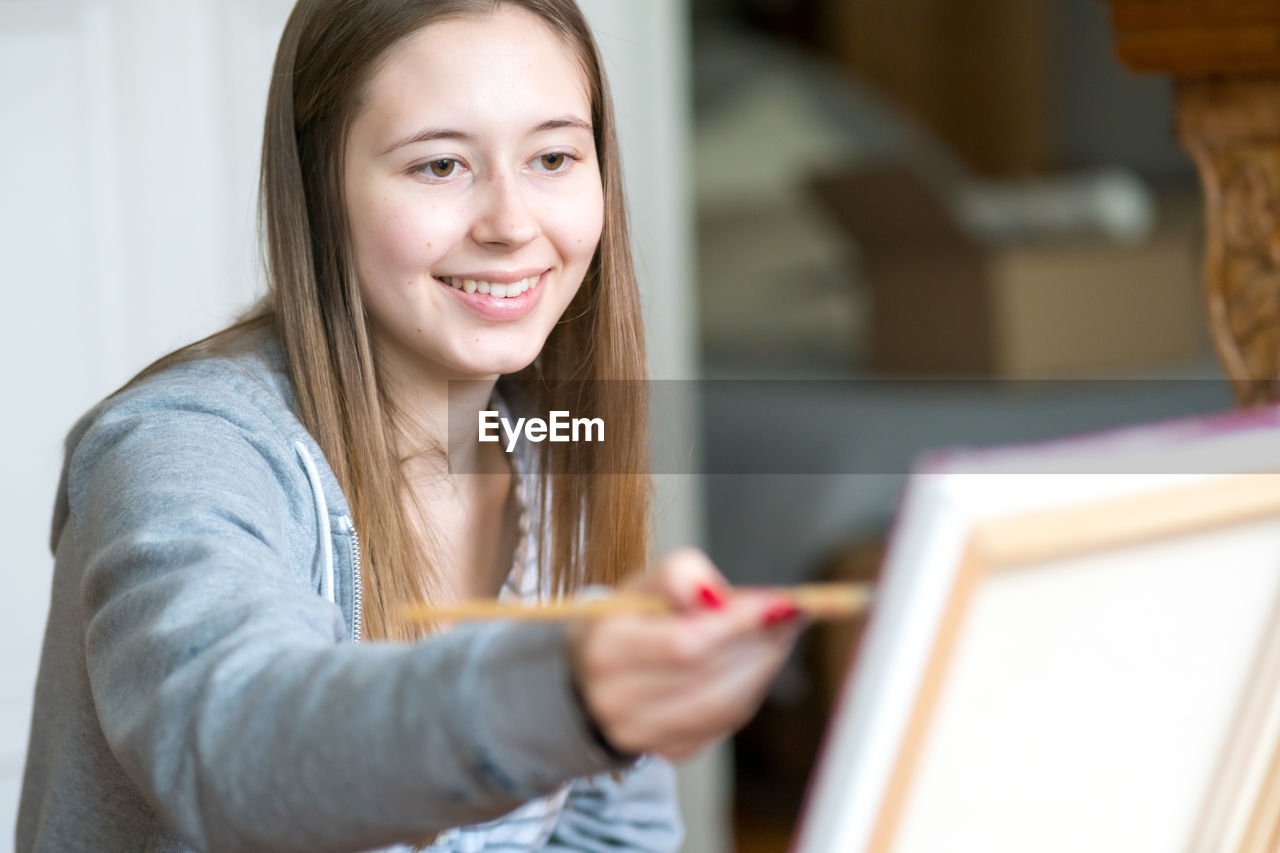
[818,0,1051,175]
[1108,2,1280,404]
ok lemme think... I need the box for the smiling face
[343,5,603,385]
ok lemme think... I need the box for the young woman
[17,1,805,850]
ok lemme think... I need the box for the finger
[592,591,795,669]
[671,589,803,651]
[580,620,804,756]
[650,548,732,612]
[585,670,711,753]
[599,664,761,757]
[577,613,787,716]
[589,634,778,709]
[627,654,785,753]
[578,610,721,671]
[634,622,799,721]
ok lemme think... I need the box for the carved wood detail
[1178,78,1280,404]
[1109,1,1280,76]
[1107,2,1280,405]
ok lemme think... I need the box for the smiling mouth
[437,274,542,298]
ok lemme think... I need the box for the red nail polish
[762,603,801,626]
[698,585,725,609]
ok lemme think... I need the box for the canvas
[796,406,1280,853]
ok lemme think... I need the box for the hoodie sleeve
[68,399,629,853]
[544,756,684,852]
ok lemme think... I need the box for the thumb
[643,547,732,613]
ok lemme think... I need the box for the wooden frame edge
[865,473,1280,853]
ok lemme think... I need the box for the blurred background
[0,0,1238,850]
[691,0,1234,851]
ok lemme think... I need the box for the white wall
[0,0,712,847]
[573,6,732,850]
[576,7,724,852]
[1,0,291,840]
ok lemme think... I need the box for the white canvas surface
[894,519,1280,853]
[795,406,1280,853]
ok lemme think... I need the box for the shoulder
[72,329,306,458]
[103,328,299,434]
[55,329,335,545]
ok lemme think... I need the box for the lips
[434,270,548,321]
[437,274,540,298]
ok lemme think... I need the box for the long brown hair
[131,0,649,641]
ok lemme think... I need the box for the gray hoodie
[17,332,681,852]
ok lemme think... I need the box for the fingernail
[762,603,802,626]
[698,585,726,609]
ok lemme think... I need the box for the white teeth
[443,273,543,298]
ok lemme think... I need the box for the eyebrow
[380,116,593,155]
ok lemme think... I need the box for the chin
[449,344,542,379]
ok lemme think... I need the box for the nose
[470,172,539,249]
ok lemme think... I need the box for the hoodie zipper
[349,527,363,644]
[294,440,364,644]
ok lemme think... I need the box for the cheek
[349,193,463,283]
[553,179,605,262]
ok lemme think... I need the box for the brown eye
[426,159,456,178]
[540,152,566,171]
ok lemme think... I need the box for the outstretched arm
[69,396,628,853]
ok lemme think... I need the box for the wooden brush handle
[401,582,872,624]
